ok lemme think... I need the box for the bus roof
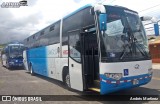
[63,4,92,19]
[8,44,24,46]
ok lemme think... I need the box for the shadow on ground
[25,72,160,103]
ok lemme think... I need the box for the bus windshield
[101,7,150,62]
[9,45,24,58]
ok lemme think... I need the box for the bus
[23,4,153,94]
[1,42,25,69]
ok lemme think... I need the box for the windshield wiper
[120,37,149,59]
[119,31,133,60]
[119,42,131,60]
[134,38,149,58]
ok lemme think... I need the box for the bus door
[2,54,7,66]
[81,31,100,91]
[23,50,29,71]
[68,30,83,91]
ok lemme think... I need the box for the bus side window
[69,31,81,63]
[5,47,8,54]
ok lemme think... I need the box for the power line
[100,0,107,3]
[141,9,160,17]
[108,0,116,4]
[139,4,160,12]
[99,0,116,4]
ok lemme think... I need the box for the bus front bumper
[9,62,23,67]
[100,73,152,95]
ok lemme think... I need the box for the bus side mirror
[99,14,107,31]
[154,23,159,36]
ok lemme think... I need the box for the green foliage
[0,44,5,48]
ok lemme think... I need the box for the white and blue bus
[1,42,25,69]
[23,4,153,94]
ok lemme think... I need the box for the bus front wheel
[65,72,71,88]
[6,62,10,69]
[30,64,34,76]
[1,61,4,67]
[63,68,71,88]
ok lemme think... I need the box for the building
[148,36,160,63]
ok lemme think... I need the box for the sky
[0,0,160,44]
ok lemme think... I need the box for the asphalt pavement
[0,64,159,104]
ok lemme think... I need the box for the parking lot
[0,64,159,104]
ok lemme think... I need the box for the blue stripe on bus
[28,46,48,77]
[100,73,152,94]
[63,4,92,19]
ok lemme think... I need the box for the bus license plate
[133,79,139,85]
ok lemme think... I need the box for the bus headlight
[148,68,153,74]
[9,61,14,64]
[104,73,122,80]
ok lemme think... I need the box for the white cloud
[0,0,160,43]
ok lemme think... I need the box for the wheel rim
[65,74,70,87]
[30,66,33,74]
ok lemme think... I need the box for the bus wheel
[1,61,4,67]
[30,65,34,76]
[6,62,10,69]
[65,72,71,88]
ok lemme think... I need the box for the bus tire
[63,67,70,88]
[65,72,70,88]
[6,61,10,69]
[30,64,34,76]
[1,61,4,67]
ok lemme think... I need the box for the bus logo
[19,0,28,6]
[134,64,140,69]
[1,0,28,8]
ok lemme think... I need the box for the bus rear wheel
[30,65,34,76]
